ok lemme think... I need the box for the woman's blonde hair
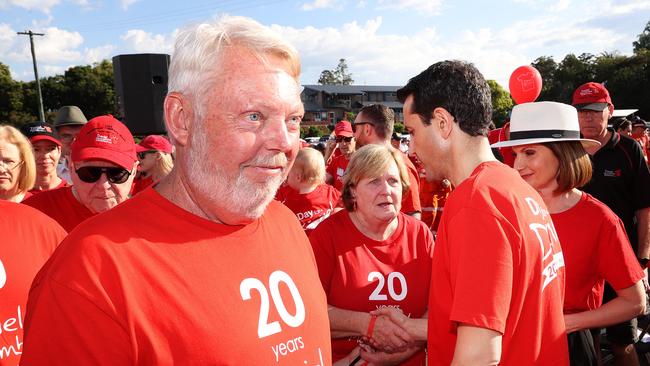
[292,147,325,184]
[149,151,174,180]
[341,144,410,211]
[0,125,36,194]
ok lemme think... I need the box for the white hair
[168,15,300,113]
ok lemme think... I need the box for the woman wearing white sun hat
[492,101,646,365]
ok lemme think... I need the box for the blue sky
[1,0,649,89]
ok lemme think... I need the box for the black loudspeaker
[112,53,170,136]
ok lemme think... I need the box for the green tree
[61,60,117,118]
[318,58,354,85]
[487,80,513,127]
[633,20,650,53]
[0,62,28,125]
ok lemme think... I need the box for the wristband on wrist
[366,314,377,338]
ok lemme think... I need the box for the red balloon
[509,65,542,104]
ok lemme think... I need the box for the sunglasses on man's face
[75,166,131,184]
[137,151,155,160]
[336,136,354,143]
[352,122,374,133]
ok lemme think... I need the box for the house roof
[302,84,401,95]
[357,101,404,109]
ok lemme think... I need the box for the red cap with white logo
[571,82,613,112]
[71,115,137,170]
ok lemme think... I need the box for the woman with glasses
[132,135,174,195]
[0,125,36,202]
[492,102,645,365]
[311,144,432,366]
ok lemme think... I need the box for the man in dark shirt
[573,81,650,365]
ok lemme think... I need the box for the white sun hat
[491,101,600,149]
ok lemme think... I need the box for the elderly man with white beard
[21,16,332,365]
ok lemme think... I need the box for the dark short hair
[612,118,631,132]
[546,141,592,193]
[397,60,492,136]
[358,104,395,141]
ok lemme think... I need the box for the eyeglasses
[137,151,156,160]
[336,136,354,143]
[352,122,374,133]
[0,159,23,171]
[75,166,131,184]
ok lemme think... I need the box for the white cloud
[120,0,140,10]
[0,0,60,13]
[376,0,443,15]
[84,44,115,63]
[271,11,630,89]
[120,29,174,54]
[301,0,341,11]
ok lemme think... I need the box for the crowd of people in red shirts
[2,15,650,366]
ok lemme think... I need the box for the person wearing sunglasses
[0,125,36,202]
[21,17,331,366]
[23,115,138,232]
[20,121,67,193]
[132,134,174,195]
[325,120,356,191]
[353,104,422,219]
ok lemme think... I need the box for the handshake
[360,307,422,353]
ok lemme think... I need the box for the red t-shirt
[22,188,331,365]
[28,178,67,195]
[276,184,341,233]
[399,151,422,214]
[22,186,94,232]
[309,210,434,365]
[552,192,644,313]
[0,202,66,365]
[131,175,154,196]
[326,154,350,191]
[488,126,514,167]
[428,162,568,366]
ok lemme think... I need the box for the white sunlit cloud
[272,12,629,89]
[120,0,140,10]
[376,0,443,15]
[120,29,175,54]
[301,0,342,11]
[0,0,60,13]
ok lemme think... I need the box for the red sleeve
[398,153,421,213]
[308,224,336,294]
[325,156,337,178]
[447,208,519,334]
[598,214,645,290]
[22,278,133,365]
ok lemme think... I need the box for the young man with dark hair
[376,60,568,365]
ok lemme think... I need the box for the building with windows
[301,85,403,126]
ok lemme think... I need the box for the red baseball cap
[335,120,353,137]
[20,122,61,147]
[572,82,613,111]
[136,135,173,154]
[71,115,137,170]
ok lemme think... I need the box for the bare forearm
[564,281,645,333]
[328,305,370,338]
[637,208,650,258]
[451,325,501,366]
